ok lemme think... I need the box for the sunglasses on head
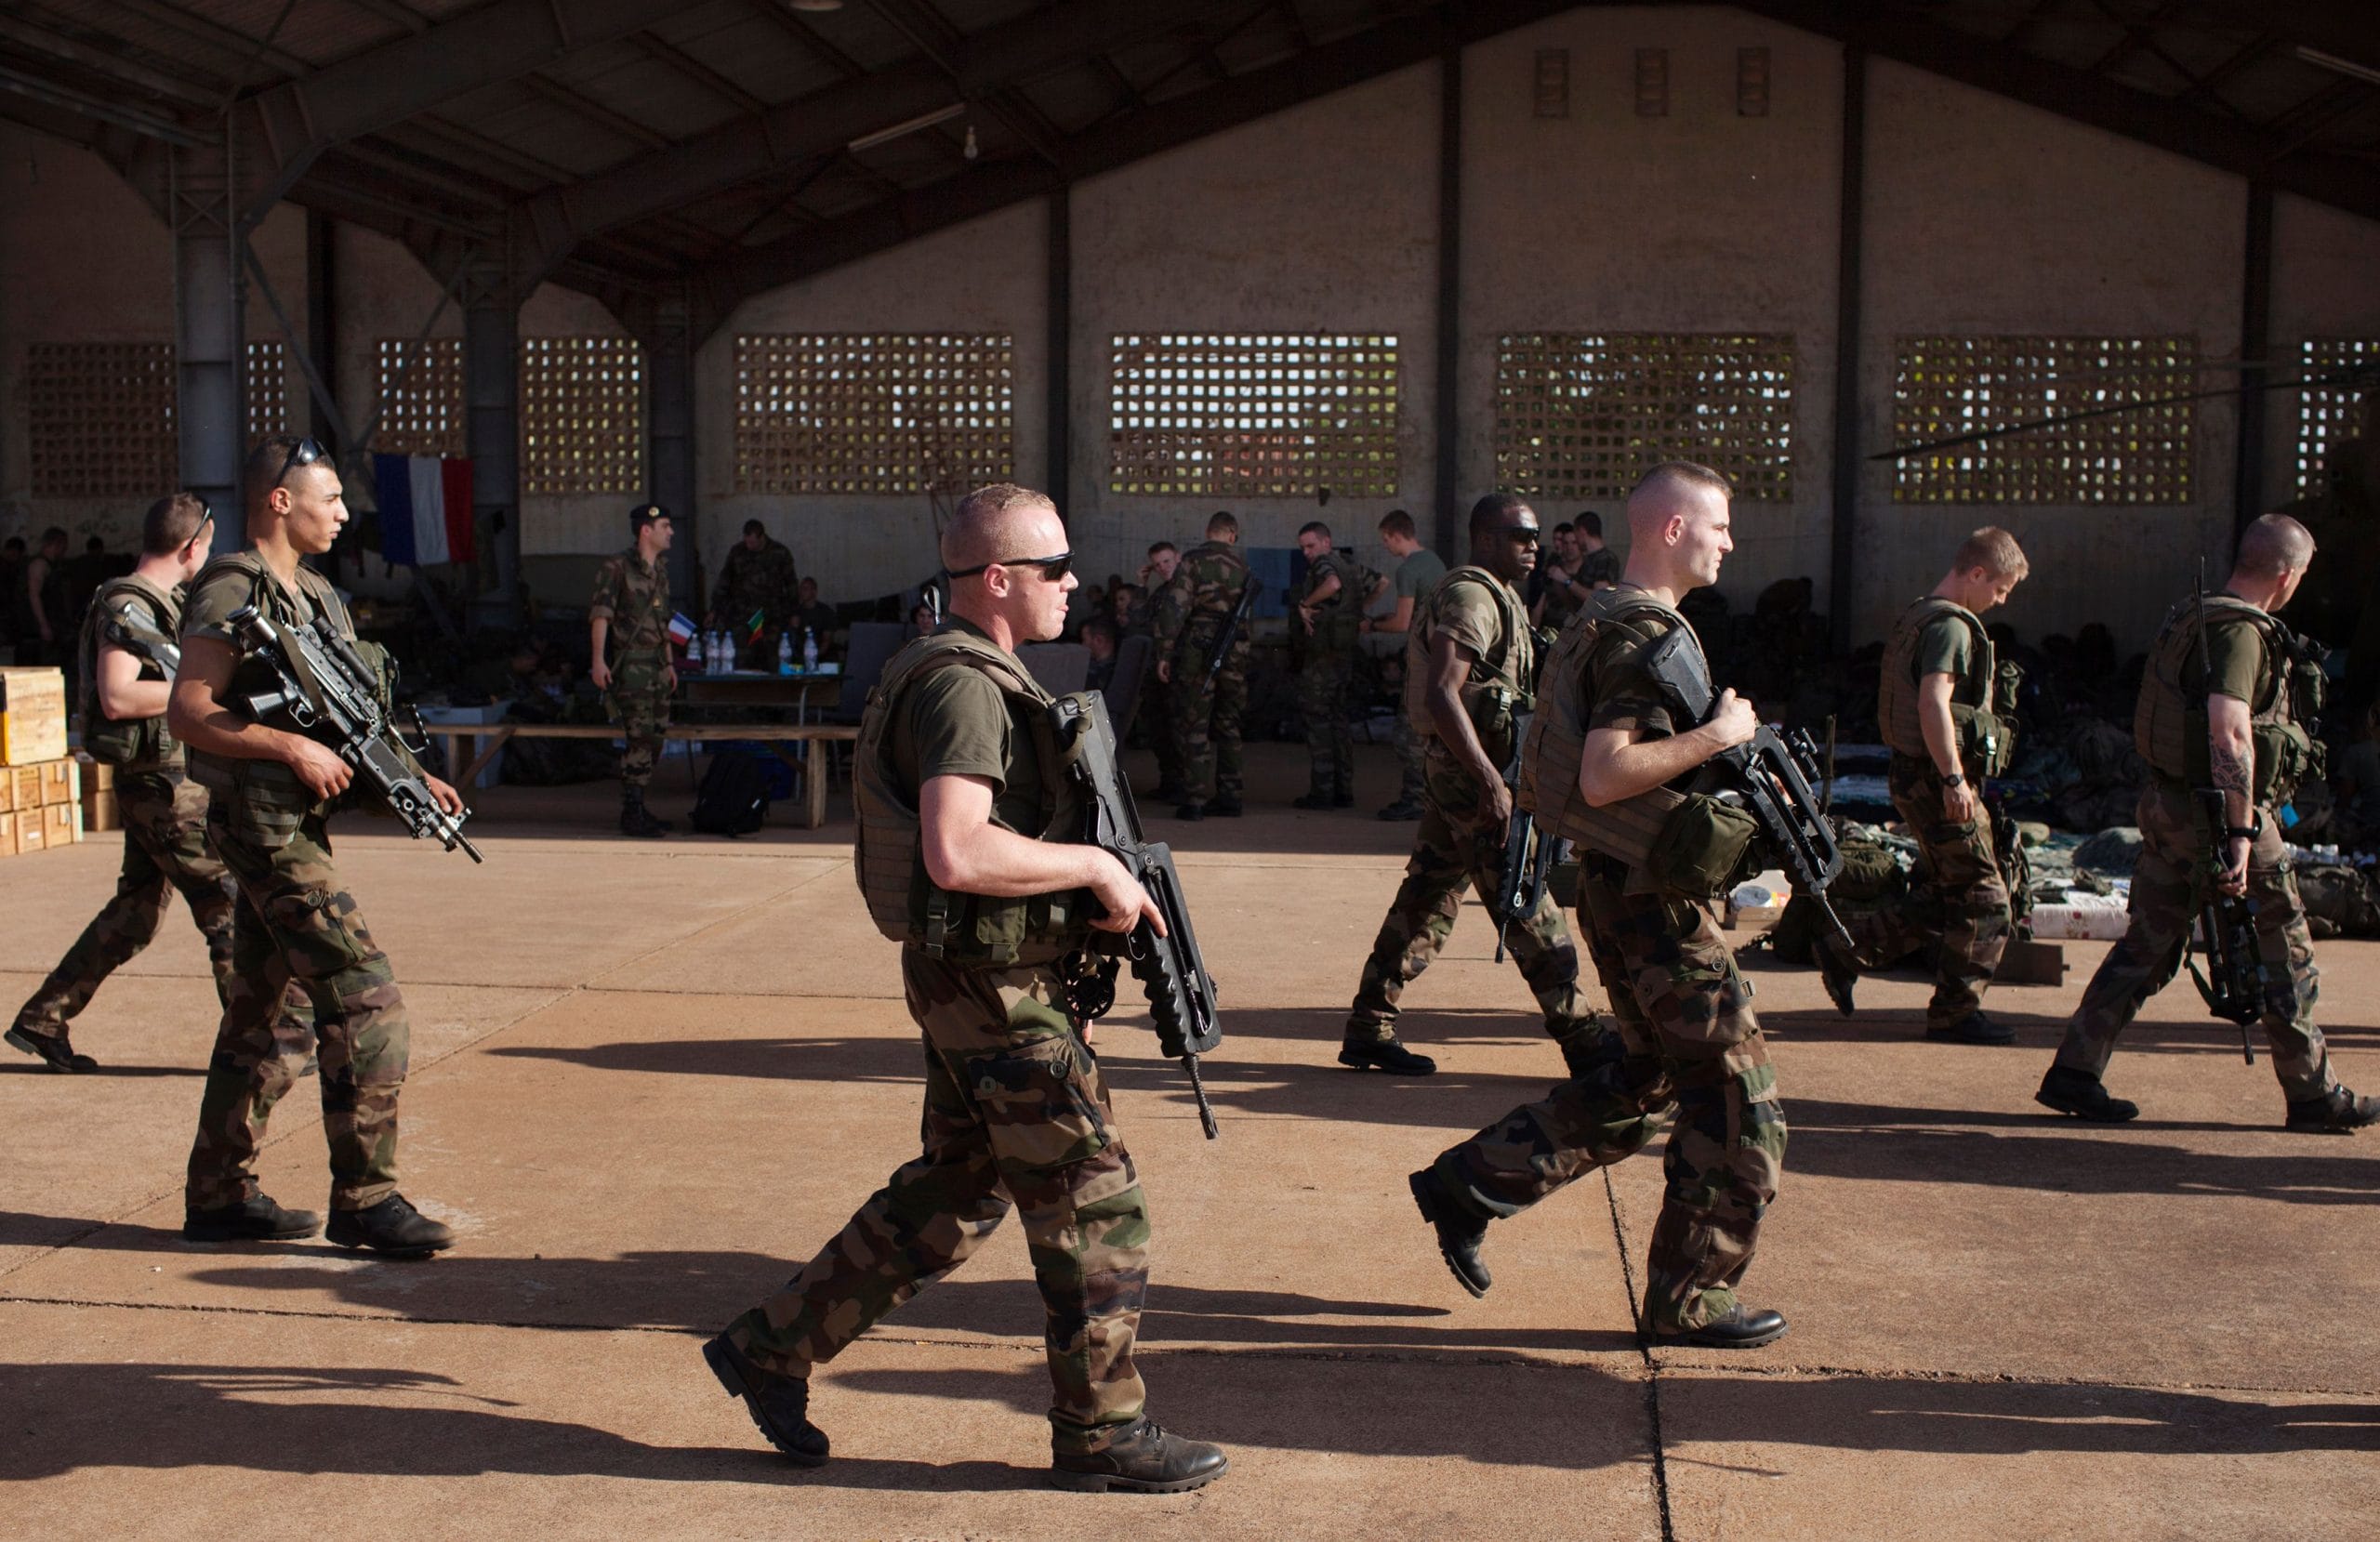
[274,436,328,488]
[945,551,1074,583]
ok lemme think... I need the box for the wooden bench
[423,722,859,829]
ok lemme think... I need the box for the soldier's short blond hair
[2235,512,2314,578]
[945,483,1059,570]
[1207,510,1238,537]
[1952,526,2029,580]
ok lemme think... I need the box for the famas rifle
[1201,572,1261,693]
[224,604,483,863]
[100,595,182,676]
[1050,691,1223,1139]
[1639,625,1852,947]
[1488,702,1556,965]
[2182,565,2267,1063]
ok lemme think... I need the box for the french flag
[373,454,476,567]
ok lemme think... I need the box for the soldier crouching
[1408,463,1790,1346]
[703,483,1228,1493]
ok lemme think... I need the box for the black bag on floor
[690,752,771,837]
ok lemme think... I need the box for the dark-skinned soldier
[1817,527,2030,1044]
[711,518,799,668]
[1409,462,1791,1349]
[1338,494,1601,1077]
[589,505,678,837]
[2038,513,2379,1131]
[1152,511,1250,821]
[704,483,1229,1494]
[169,436,463,1255]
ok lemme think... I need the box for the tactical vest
[1520,587,1696,869]
[2134,593,2320,805]
[1402,567,1535,754]
[1302,552,1364,652]
[1877,598,2011,775]
[853,628,1091,967]
[79,574,182,771]
[186,551,359,834]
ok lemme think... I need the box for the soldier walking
[704,483,1228,1493]
[2037,513,2378,1131]
[169,436,461,1255]
[1817,528,2030,1043]
[1292,521,1365,809]
[590,505,677,837]
[1152,513,1250,821]
[1408,463,1790,1349]
[1136,541,1187,803]
[1367,508,1447,822]
[1337,494,1599,1077]
[711,518,799,668]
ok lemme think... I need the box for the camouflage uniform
[590,548,673,788]
[1297,549,1361,800]
[180,553,413,1213]
[1346,570,1593,1053]
[2053,600,2334,1100]
[1426,602,1786,1334]
[1152,541,1251,806]
[715,536,799,668]
[1384,547,1449,808]
[723,619,1153,1456]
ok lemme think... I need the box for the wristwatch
[1941,771,1965,788]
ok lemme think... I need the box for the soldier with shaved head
[704,484,1229,1494]
[2040,513,2379,1132]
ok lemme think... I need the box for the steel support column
[461,251,521,615]
[1433,34,1463,561]
[171,129,245,547]
[646,284,700,610]
[1828,46,1868,653]
[2234,179,2274,537]
[1045,188,1071,512]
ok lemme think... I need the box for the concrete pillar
[1046,189,1071,515]
[645,284,700,612]
[461,250,521,616]
[1432,38,1462,562]
[171,128,246,547]
[1827,45,1868,654]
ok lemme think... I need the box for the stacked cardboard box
[78,754,119,834]
[0,667,68,766]
[0,749,82,856]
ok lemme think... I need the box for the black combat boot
[2035,1065,2139,1122]
[619,786,671,837]
[703,1334,830,1466]
[1815,933,1858,1018]
[1552,1016,1622,1083]
[183,1193,323,1243]
[1408,1167,1490,1298]
[1332,786,1355,808]
[1375,798,1424,821]
[326,1193,456,1256]
[1290,791,1335,811]
[1172,802,1205,822]
[1926,1009,2017,1046]
[2283,1086,2380,1134]
[1202,796,1242,817]
[1049,1417,1230,1494]
[1339,1036,1437,1075]
[7,1024,97,1074]
[1653,1303,1790,1349]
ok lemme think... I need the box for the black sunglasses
[1507,527,1541,546]
[275,437,329,488]
[945,551,1074,583]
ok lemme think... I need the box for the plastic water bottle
[802,628,819,674]
[713,629,733,672]
[685,630,704,671]
[777,631,795,675]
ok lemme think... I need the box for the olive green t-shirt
[2188,614,2268,705]
[892,623,1048,837]
[1911,613,1977,682]
[1431,574,1505,666]
[1395,548,1448,601]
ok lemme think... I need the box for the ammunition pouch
[1950,704,2011,778]
[2254,720,2320,808]
[1643,791,1763,899]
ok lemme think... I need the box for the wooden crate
[83,788,120,834]
[41,802,78,847]
[0,667,67,765]
[13,808,45,854]
[37,758,76,805]
[8,765,40,811]
[0,811,13,856]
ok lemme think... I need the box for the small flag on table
[372,454,476,567]
[667,613,697,646]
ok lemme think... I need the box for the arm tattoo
[2210,740,2252,797]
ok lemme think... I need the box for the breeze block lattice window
[1108,333,1400,497]
[522,336,646,495]
[247,338,288,441]
[1494,333,1796,501]
[26,341,178,498]
[374,337,466,458]
[2294,337,2373,495]
[1892,336,2198,505]
[733,334,1015,495]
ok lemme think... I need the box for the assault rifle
[1640,625,1852,948]
[224,605,484,863]
[1201,573,1261,693]
[1488,709,1556,965]
[1050,691,1223,1139]
[2183,567,2266,1063]
[100,594,181,675]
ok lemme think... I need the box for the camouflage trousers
[1431,853,1786,1333]
[727,949,1150,1453]
[1345,745,1591,1049]
[1142,672,1184,793]
[1169,634,1248,804]
[2055,781,2333,1100]
[606,650,672,788]
[1390,709,1425,805]
[13,774,235,1038]
[1839,754,2011,1027]
[1298,650,1355,797]
[186,813,409,1212]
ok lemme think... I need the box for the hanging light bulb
[963,123,978,160]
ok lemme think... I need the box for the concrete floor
[3,744,2375,1541]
